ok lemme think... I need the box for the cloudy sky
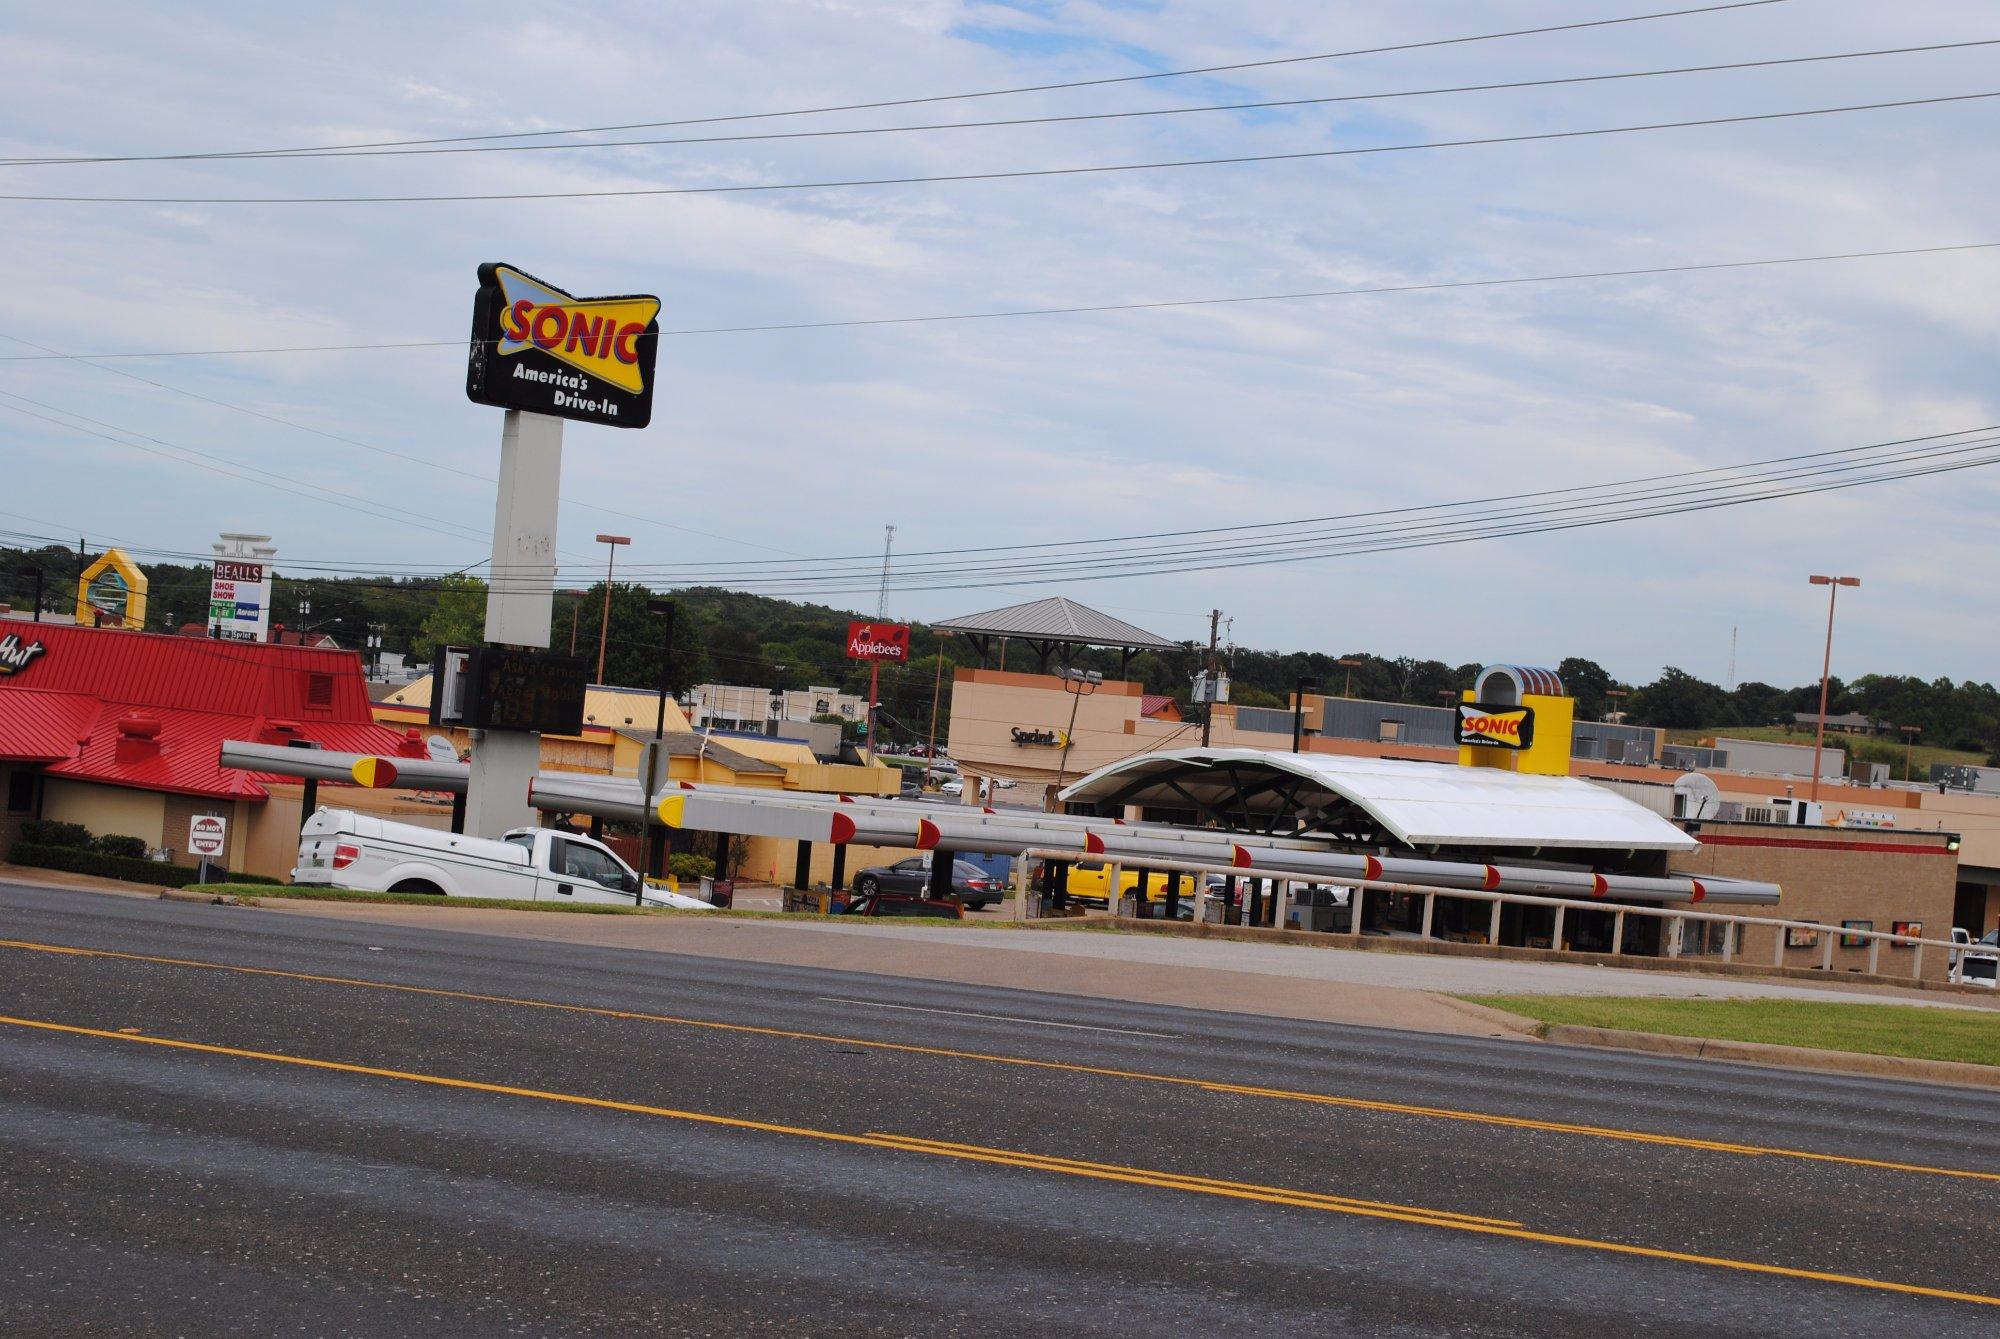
[3,0,1996,688]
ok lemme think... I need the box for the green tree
[1556,657,1615,720]
[411,575,487,660]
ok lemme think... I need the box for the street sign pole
[464,408,563,837]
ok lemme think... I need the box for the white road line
[813,997,1180,1038]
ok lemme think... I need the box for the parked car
[838,892,964,920]
[1042,860,1226,910]
[851,855,1002,909]
[1951,927,1998,988]
[293,808,715,910]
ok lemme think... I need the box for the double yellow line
[1,1011,1995,1309]
[1,935,1990,1186]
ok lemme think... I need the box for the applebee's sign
[0,633,45,677]
[846,621,910,662]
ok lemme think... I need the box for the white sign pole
[464,408,564,837]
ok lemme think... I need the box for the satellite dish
[1674,773,1721,820]
[425,734,458,765]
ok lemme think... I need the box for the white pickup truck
[292,809,714,910]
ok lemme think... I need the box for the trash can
[710,879,734,909]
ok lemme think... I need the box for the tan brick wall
[1671,823,1957,980]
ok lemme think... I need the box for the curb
[159,888,240,907]
[1062,915,2000,1003]
[1539,1023,2000,1090]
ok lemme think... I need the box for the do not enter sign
[188,815,228,858]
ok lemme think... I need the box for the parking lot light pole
[1050,668,1102,810]
[1291,679,1318,753]
[641,598,676,891]
[1902,724,1921,781]
[1338,658,1361,698]
[593,534,630,685]
[1807,575,1860,803]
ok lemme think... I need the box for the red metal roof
[0,689,99,763]
[1140,694,1181,720]
[0,622,414,799]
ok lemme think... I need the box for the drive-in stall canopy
[1059,747,1697,871]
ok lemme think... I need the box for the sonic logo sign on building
[1454,702,1535,750]
[467,263,661,429]
[845,621,910,662]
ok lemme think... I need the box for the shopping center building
[938,597,1994,959]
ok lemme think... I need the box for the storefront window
[5,770,35,815]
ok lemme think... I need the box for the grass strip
[1465,994,2000,1067]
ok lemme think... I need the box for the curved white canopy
[1060,748,1697,853]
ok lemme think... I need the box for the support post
[927,850,955,901]
[1349,885,1365,937]
[1721,922,1734,963]
[1866,935,1881,976]
[298,776,318,833]
[1820,933,1835,972]
[1666,916,1682,959]
[1611,909,1626,956]
[713,829,730,880]
[793,839,811,892]
[1013,857,1031,923]
[1486,898,1502,946]
[449,788,467,836]
[1164,870,1181,922]
[1774,927,1788,967]
[1272,880,1291,932]
[830,844,847,892]
[464,409,563,838]
[1550,903,1565,953]
[1912,941,1924,981]
[1420,891,1436,939]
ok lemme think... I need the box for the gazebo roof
[933,597,1177,651]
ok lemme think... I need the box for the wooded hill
[4,543,1994,759]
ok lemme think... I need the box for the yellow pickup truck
[1055,861,1220,908]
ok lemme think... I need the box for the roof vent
[113,711,162,763]
[304,673,335,709]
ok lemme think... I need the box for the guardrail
[1010,847,1968,984]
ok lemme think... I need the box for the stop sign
[188,815,228,858]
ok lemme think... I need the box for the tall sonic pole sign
[461,263,660,836]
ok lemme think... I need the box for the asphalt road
[1,880,1996,1337]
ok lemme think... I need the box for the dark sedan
[851,856,1003,909]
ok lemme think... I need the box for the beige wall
[1670,824,1958,980]
[42,778,167,849]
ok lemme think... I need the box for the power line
[495,425,2000,579]
[2,1,1789,165]
[0,331,811,558]
[0,392,502,546]
[4,239,1993,363]
[11,424,1990,597]
[6,88,1987,204]
[8,38,1979,166]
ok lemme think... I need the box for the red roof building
[0,622,423,873]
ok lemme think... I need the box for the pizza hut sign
[846,621,910,662]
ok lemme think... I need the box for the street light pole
[1050,668,1102,810]
[926,630,952,766]
[593,534,630,685]
[1338,658,1361,698]
[1291,679,1319,753]
[1807,574,1860,803]
[1901,724,1921,782]
[640,597,677,893]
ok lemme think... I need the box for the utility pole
[593,534,630,685]
[1200,608,1221,748]
[864,525,894,756]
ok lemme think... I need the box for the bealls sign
[467,263,662,428]
[845,621,910,662]
[1454,702,1535,750]
[0,633,46,677]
